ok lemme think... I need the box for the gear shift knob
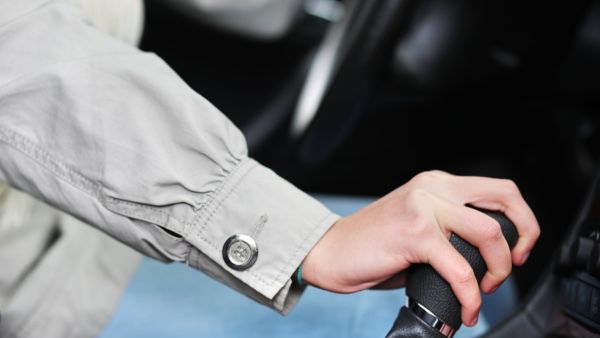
[386,209,518,338]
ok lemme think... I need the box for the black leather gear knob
[386,209,518,337]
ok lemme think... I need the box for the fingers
[443,176,541,266]
[426,236,481,326]
[400,172,540,327]
[434,200,512,293]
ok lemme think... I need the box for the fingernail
[490,285,499,293]
[470,316,478,326]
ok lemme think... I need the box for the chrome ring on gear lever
[408,299,456,338]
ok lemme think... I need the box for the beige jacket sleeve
[0,0,339,314]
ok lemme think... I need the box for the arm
[303,171,540,326]
[0,0,337,313]
[0,1,540,326]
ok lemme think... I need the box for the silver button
[223,234,258,270]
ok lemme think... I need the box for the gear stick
[386,209,518,338]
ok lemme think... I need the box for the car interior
[135,0,600,336]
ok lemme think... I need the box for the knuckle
[531,224,541,239]
[428,169,449,177]
[481,220,503,245]
[499,264,512,279]
[491,261,512,280]
[455,266,475,285]
[405,188,431,206]
[402,191,436,235]
[405,210,431,234]
[412,171,443,185]
[534,227,542,241]
[502,179,520,196]
[467,295,482,312]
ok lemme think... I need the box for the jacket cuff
[184,158,339,313]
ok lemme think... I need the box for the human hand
[301,171,540,327]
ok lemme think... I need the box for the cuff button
[223,234,258,271]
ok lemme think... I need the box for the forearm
[0,0,338,313]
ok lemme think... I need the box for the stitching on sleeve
[185,158,254,244]
[0,126,102,198]
[0,127,201,237]
[195,168,255,250]
[184,155,337,291]
[198,161,256,233]
[105,196,193,233]
[0,121,330,295]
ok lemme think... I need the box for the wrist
[300,217,347,289]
